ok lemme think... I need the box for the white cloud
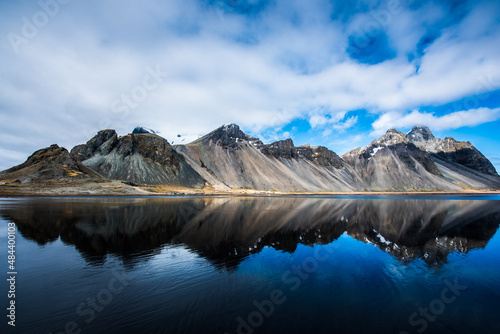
[0,0,500,170]
[371,108,500,136]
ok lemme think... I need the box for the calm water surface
[1,195,499,334]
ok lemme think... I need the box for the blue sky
[0,0,499,172]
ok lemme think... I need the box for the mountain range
[1,124,499,193]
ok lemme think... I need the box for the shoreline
[1,179,499,198]
[1,185,499,198]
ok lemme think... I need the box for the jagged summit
[296,145,345,168]
[404,126,498,176]
[175,124,360,191]
[346,129,410,158]
[342,128,443,191]
[406,125,435,142]
[373,129,409,147]
[261,138,297,159]
[132,126,158,135]
[187,124,346,167]
[2,124,499,193]
[71,129,205,187]
[342,126,500,190]
[188,123,263,149]
[0,144,102,183]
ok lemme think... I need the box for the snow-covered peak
[132,127,158,135]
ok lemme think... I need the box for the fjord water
[1,196,499,334]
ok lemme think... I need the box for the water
[0,195,499,334]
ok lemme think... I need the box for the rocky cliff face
[406,126,498,176]
[189,123,264,150]
[343,128,500,191]
[71,130,205,187]
[0,144,102,183]
[261,139,297,159]
[296,145,345,168]
[2,124,499,192]
[176,124,365,192]
[72,129,118,161]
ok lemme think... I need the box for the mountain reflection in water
[2,197,498,268]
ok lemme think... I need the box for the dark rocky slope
[1,124,499,192]
[71,130,205,188]
[175,124,366,192]
[343,128,500,191]
[0,144,103,183]
[406,125,498,176]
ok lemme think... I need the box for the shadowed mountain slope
[343,128,500,191]
[71,129,205,188]
[1,124,499,192]
[406,125,498,176]
[175,124,366,192]
[0,144,103,183]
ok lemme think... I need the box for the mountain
[71,129,205,188]
[0,144,103,183]
[406,125,498,176]
[175,124,366,192]
[343,128,500,191]
[1,124,499,193]
[132,126,158,135]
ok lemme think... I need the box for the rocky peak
[296,145,344,168]
[342,128,441,177]
[405,125,441,152]
[405,127,498,176]
[0,144,102,183]
[199,124,250,149]
[406,125,435,142]
[71,129,118,160]
[116,132,177,166]
[222,123,244,136]
[132,127,157,135]
[214,124,247,140]
[262,139,297,159]
[26,144,69,165]
[190,124,265,150]
[347,129,409,157]
[73,129,178,166]
[69,129,205,187]
[435,138,498,176]
[375,129,409,147]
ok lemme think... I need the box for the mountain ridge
[176,124,365,192]
[342,126,499,191]
[71,129,205,188]
[406,125,498,176]
[1,124,499,193]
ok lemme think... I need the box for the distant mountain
[71,129,205,187]
[0,144,102,183]
[406,125,498,176]
[343,127,500,191]
[132,126,158,135]
[175,124,365,192]
[1,124,499,192]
